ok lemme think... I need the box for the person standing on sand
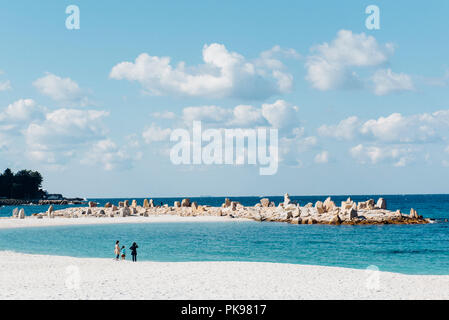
[121,246,126,260]
[130,242,139,262]
[114,240,120,260]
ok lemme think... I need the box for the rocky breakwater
[213,194,430,225]
[27,194,431,225]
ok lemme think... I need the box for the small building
[45,194,64,200]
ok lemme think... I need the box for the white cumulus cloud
[110,43,295,99]
[0,99,44,124]
[261,100,299,129]
[372,68,414,95]
[314,150,329,164]
[350,144,413,167]
[182,105,231,125]
[319,110,449,144]
[82,139,139,171]
[25,108,109,164]
[318,116,359,140]
[142,124,172,143]
[228,105,265,127]
[360,112,438,143]
[305,30,394,91]
[0,80,11,91]
[179,100,299,130]
[33,73,89,106]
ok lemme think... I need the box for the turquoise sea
[0,194,448,275]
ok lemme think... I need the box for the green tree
[0,168,14,198]
[0,168,44,199]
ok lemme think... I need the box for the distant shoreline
[0,198,86,206]
[81,193,449,199]
[2,194,448,206]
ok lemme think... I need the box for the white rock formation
[283,193,291,207]
[376,198,387,209]
[223,198,231,208]
[315,201,324,214]
[260,198,270,207]
[323,197,336,212]
[27,193,429,226]
[181,199,191,207]
[119,207,131,217]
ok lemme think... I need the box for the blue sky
[0,1,449,197]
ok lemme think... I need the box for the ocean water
[0,194,448,275]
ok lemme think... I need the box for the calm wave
[0,221,448,275]
[0,194,448,275]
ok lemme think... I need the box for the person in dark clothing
[130,242,139,262]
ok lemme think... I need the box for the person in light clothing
[114,240,120,260]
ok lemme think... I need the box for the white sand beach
[0,250,448,300]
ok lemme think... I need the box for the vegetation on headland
[0,168,44,200]
[0,168,85,206]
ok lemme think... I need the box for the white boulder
[283,193,291,206]
[376,198,387,209]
